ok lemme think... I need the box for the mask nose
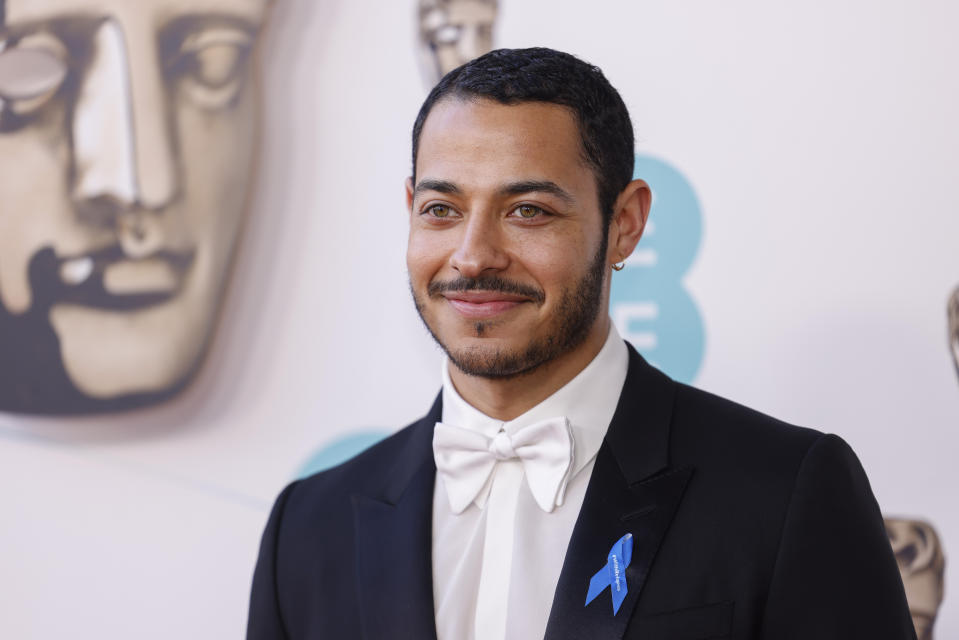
[70,18,178,254]
[455,25,485,64]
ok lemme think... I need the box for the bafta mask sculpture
[0,0,273,414]
[417,0,497,86]
[885,518,946,640]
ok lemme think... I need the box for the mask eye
[169,28,252,110]
[431,24,462,46]
[0,33,69,120]
[193,43,244,88]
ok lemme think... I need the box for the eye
[169,27,253,110]
[511,204,546,219]
[421,9,461,46]
[431,24,462,46]
[193,43,244,88]
[426,204,455,218]
[0,32,69,120]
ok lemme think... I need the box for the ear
[607,179,652,265]
[405,176,415,212]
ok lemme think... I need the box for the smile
[442,291,531,320]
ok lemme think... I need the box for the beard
[411,235,608,379]
[0,247,183,415]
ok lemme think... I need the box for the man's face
[0,0,270,412]
[406,98,613,378]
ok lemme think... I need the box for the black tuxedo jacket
[247,344,916,639]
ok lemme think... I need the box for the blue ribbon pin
[584,533,633,614]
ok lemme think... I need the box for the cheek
[178,90,257,188]
[435,46,463,71]
[512,229,593,281]
[0,113,73,311]
[406,228,449,285]
[0,125,69,228]
[176,85,258,248]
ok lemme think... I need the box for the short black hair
[411,47,635,225]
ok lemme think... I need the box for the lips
[442,290,531,319]
[27,244,196,311]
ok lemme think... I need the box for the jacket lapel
[352,395,441,640]
[544,346,694,640]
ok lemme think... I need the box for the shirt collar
[440,322,629,482]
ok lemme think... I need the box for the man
[0,0,272,414]
[248,48,915,639]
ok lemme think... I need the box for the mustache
[17,244,195,312]
[427,276,545,304]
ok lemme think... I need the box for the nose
[71,18,178,226]
[455,26,481,64]
[449,212,509,278]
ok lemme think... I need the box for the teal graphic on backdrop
[296,431,390,479]
[610,154,705,384]
[299,154,705,477]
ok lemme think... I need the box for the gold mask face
[885,518,946,640]
[0,0,272,414]
[417,0,497,87]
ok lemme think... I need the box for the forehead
[444,1,496,23]
[416,98,593,194]
[4,0,271,27]
[422,0,496,22]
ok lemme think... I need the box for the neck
[448,317,611,421]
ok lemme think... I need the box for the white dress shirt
[432,324,629,640]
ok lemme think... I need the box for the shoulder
[664,380,866,505]
[670,382,822,458]
[656,380,882,559]
[279,413,434,520]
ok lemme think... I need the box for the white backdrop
[1,1,956,637]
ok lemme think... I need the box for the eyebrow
[498,180,575,206]
[0,15,95,40]
[412,179,575,206]
[0,13,260,45]
[413,179,461,199]
[163,14,262,42]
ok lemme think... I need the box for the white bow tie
[432,416,575,514]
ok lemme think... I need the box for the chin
[444,333,556,380]
[50,295,214,400]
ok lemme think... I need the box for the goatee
[411,236,608,379]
